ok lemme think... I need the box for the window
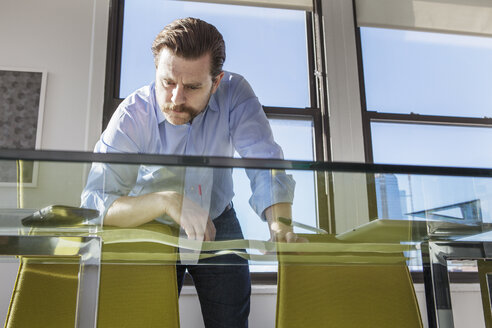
[119,0,311,108]
[103,0,326,272]
[360,28,492,221]
[361,27,492,118]
[356,0,492,274]
[105,0,322,125]
[371,123,492,168]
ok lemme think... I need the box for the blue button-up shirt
[81,71,295,224]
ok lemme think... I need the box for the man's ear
[211,72,225,94]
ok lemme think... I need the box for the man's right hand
[161,191,216,241]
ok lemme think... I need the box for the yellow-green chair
[478,259,492,328]
[5,223,180,328]
[275,234,423,328]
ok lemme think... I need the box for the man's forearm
[264,203,293,241]
[104,191,216,241]
[104,191,171,227]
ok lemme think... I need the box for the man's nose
[171,85,185,105]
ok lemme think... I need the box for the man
[82,17,298,327]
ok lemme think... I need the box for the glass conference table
[1,149,492,327]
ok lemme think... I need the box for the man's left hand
[264,203,308,243]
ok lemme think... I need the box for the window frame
[103,0,327,160]
[354,25,492,164]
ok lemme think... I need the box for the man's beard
[161,89,213,125]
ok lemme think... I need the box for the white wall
[0,261,19,325]
[179,285,277,328]
[0,0,107,152]
[0,0,108,208]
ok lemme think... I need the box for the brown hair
[152,17,226,78]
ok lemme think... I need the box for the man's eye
[187,85,200,90]
[162,81,175,87]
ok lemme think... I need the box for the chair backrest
[276,236,423,328]
[5,223,180,328]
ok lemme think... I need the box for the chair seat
[276,263,423,328]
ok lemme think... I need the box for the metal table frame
[422,240,492,328]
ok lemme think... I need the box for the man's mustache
[164,104,193,113]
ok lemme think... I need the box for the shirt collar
[150,82,166,125]
[208,92,219,112]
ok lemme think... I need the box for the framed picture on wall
[0,67,47,187]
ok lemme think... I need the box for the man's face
[155,48,224,125]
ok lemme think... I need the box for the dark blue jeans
[176,206,251,328]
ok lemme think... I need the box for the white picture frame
[0,67,47,187]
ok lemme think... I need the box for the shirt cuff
[248,172,295,221]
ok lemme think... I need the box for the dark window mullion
[368,111,492,128]
[103,0,125,130]
[263,106,319,117]
[312,0,330,163]
[306,12,318,109]
[354,21,373,164]
[309,0,332,233]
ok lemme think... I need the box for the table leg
[422,241,455,328]
[75,237,102,328]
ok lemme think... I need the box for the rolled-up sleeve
[247,169,295,220]
[81,161,139,225]
[229,78,296,219]
[80,106,142,225]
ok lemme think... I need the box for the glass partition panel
[1,151,491,260]
[3,150,492,327]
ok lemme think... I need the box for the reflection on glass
[361,27,492,117]
[372,171,492,271]
[3,153,492,326]
[487,273,492,312]
[121,0,309,107]
[373,173,492,224]
[371,123,492,225]
[1,154,492,267]
[371,122,492,271]
[0,160,34,185]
